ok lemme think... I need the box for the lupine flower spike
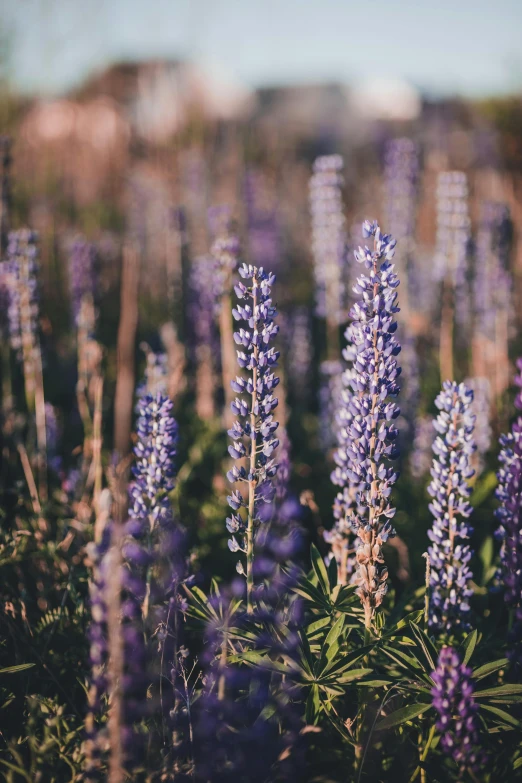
[431,647,485,776]
[495,358,522,669]
[427,381,476,633]
[342,220,401,629]
[227,263,280,612]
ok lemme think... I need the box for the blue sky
[2,0,522,97]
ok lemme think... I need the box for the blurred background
[1,0,522,581]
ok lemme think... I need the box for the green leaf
[514,757,522,770]
[460,629,478,665]
[235,652,297,675]
[381,610,424,640]
[474,684,522,701]
[381,645,427,681]
[356,679,392,687]
[479,703,521,729]
[470,470,497,508]
[0,664,35,675]
[310,544,330,595]
[327,555,338,590]
[305,684,321,723]
[320,644,374,678]
[324,614,345,652]
[472,658,508,680]
[376,702,432,731]
[306,617,331,637]
[336,667,373,684]
[408,622,437,671]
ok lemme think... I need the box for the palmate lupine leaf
[376,702,432,731]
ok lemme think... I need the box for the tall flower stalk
[383,137,419,318]
[6,229,47,498]
[227,263,279,612]
[343,220,401,630]
[435,172,471,381]
[309,154,347,359]
[495,358,522,669]
[427,381,476,633]
[431,647,484,777]
[210,206,240,429]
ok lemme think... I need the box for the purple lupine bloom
[343,220,401,626]
[0,263,11,342]
[227,263,279,604]
[196,506,304,782]
[309,154,348,323]
[409,415,434,479]
[208,207,240,303]
[67,236,98,329]
[431,647,484,775]
[473,202,512,338]
[434,172,471,329]
[398,333,420,446]
[318,359,343,452]
[495,358,522,668]
[328,359,361,584]
[136,347,168,402]
[188,255,219,359]
[129,393,178,531]
[466,376,492,473]
[0,136,12,254]
[427,381,476,633]
[244,168,281,271]
[275,427,291,502]
[5,229,40,358]
[284,306,312,403]
[383,137,419,254]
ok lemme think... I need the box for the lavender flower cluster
[68,236,98,329]
[473,201,512,338]
[495,358,522,666]
[309,154,347,323]
[431,647,484,776]
[244,168,281,271]
[427,381,476,633]
[434,171,471,328]
[5,229,40,357]
[129,393,178,531]
[383,137,419,246]
[341,220,401,625]
[226,263,280,578]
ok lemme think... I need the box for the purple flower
[244,168,281,271]
[136,346,168,402]
[383,137,419,248]
[466,376,492,473]
[0,136,12,254]
[284,306,312,404]
[188,254,220,359]
[473,202,512,338]
[67,236,98,330]
[309,154,348,323]
[427,381,476,633]
[431,647,485,775]
[209,206,240,303]
[129,392,178,531]
[227,263,280,608]
[341,221,401,626]
[318,359,343,452]
[434,171,471,330]
[495,358,522,667]
[409,415,434,479]
[5,229,40,358]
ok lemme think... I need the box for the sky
[2,0,522,98]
